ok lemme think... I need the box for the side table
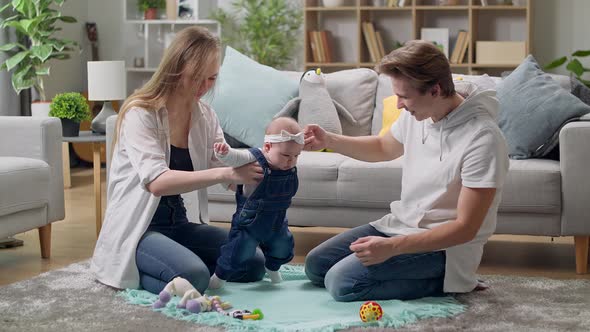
[62,131,106,236]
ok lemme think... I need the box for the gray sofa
[0,116,65,258]
[206,69,590,274]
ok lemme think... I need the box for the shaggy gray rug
[1,261,589,331]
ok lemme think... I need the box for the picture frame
[421,28,450,58]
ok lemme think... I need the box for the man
[303,40,509,302]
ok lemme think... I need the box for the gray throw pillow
[497,55,590,159]
[571,76,590,106]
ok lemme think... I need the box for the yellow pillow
[378,95,403,137]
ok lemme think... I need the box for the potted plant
[138,0,166,20]
[0,0,78,117]
[211,0,303,69]
[545,50,590,88]
[49,92,91,137]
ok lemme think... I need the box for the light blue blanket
[122,265,464,331]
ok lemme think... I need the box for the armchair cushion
[0,157,50,217]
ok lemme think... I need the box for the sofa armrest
[0,116,64,222]
[559,120,590,235]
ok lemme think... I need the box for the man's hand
[303,124,329,151]
[350,236,398,266]
[214,142,229,156]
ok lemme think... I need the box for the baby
[209,117,304,289]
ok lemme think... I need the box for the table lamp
[87,61,126,134]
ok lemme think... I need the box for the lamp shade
[87,61,126,101]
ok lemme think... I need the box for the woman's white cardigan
[91,103,225,289]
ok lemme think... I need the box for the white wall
[43,0,88,99]
[533,0,590,75]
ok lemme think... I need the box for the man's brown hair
[376,40,455,98]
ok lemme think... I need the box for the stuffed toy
[152,277,230,313]
[275,68,358,135]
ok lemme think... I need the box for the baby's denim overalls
[215,148,297,280]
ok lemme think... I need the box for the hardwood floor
[1,166,588,286]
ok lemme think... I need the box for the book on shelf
[362,22,378,62]
[376,31,386,59]
[480,0,488,6]
[308,30,334,63]
[320,31,333,63]
[309,31,320,62]
[387,0,398,7]
[450,30,467,64]
[314,31,325,63]
[457,32,469,64]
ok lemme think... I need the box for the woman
[91,26,266,294]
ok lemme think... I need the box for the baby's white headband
[264,130,304,145]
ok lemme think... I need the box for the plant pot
[144,8,158,20]
[31,101,51,117]
[61,118,80,137]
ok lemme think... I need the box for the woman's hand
[303,124,329,151]
[349,236,398,266]
[227,162,263,185]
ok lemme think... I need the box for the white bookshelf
[123,0,220,94]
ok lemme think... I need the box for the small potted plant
[49,92,92,137]
[138,0,166,20]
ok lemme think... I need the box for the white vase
[322,0,345,7]
[31,101,51,117]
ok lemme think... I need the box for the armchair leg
[574,236,589,274]
[38,224,52,259]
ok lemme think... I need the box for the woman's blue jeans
[304,224,446,302]
[135,197,266,295]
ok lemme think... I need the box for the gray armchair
[0,116,65,258]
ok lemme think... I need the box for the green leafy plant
[138,0,165,12]
[49,92,91,123]
[0,0,78,102]
[211,0,302,68]
[544,50,590,88]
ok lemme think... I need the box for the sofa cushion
[497,55,590,159]
[326,68,378,137]
[0,157,50,217]
[293,151,349,206]
[338,158,403,208]
[372,74,394,135]
[209,46,299,148]
[500,159,561,214]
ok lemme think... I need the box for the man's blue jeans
[305,224,446,302]
[135,197,265,295]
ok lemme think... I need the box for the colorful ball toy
[359,301,383,322]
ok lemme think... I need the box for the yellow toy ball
[359,301,383,322]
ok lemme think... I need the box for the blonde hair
[113,26,220,146]
[376,40,455,98]
[265,117,301,135]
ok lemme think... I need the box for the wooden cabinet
[304,0,532,75]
